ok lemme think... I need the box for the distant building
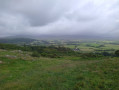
[73,48,80,52]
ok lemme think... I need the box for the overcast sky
[0,0,119,38]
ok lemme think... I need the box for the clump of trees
[80,53,102,59]
[0,43,23,50]
[0,43,75,58]
[115,50,119,56]
[102,52,112,56]
[0,43,119,58]
[29,45,74,58]
[79,51,115,59]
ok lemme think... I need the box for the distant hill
[0,38,36,44]
[14,35,118,40]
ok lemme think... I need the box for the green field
[0,49,119,90]
[0,38,119,53]
[31,40,119,53]
[64,40,119,53]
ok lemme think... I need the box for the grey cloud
[0,0,119,38]
[4,0,75,26]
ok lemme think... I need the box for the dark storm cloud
[0,0,119,38]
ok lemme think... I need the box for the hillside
[0,38,36,44]
[0,48,119,90]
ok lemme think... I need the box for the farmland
[31,40,119,53]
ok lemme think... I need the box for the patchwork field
[31,40,119,53]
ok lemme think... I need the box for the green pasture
[0,49,119,90]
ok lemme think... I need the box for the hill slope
[0,49,119,90]
[0,38,36,44]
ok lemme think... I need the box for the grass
[62,40,119,53]
[0,49,119,90]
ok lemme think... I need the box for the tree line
[0,43,119,58]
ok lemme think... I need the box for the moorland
[0,38,119,90]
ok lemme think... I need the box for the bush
[102,52,111,56]
[48,54,60,58]
[80,53,99,58]
[41,53,60,58]
[31,51,40,57]
[115,50,119,56]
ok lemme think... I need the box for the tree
[115,50,119,56]
[102,52,110,56]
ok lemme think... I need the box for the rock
[18,50,23,53]
[6,55,17,59]
[0,61,3,64]
[6,55,10,57]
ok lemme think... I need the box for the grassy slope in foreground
[0,49,119,90]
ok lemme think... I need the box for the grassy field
[0,38,118,53]
[63,40,119,53]
[0,49,119,90]
[31,40,119,53]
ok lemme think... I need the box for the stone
[0,61,3,64]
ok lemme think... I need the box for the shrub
[48,54,60,58]
[115,50,119,56]
[102,52,111,56]
[80,53,98,58]
[31,51,40,57]
[41,52,48,57]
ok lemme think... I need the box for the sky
[0,0,119,38]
